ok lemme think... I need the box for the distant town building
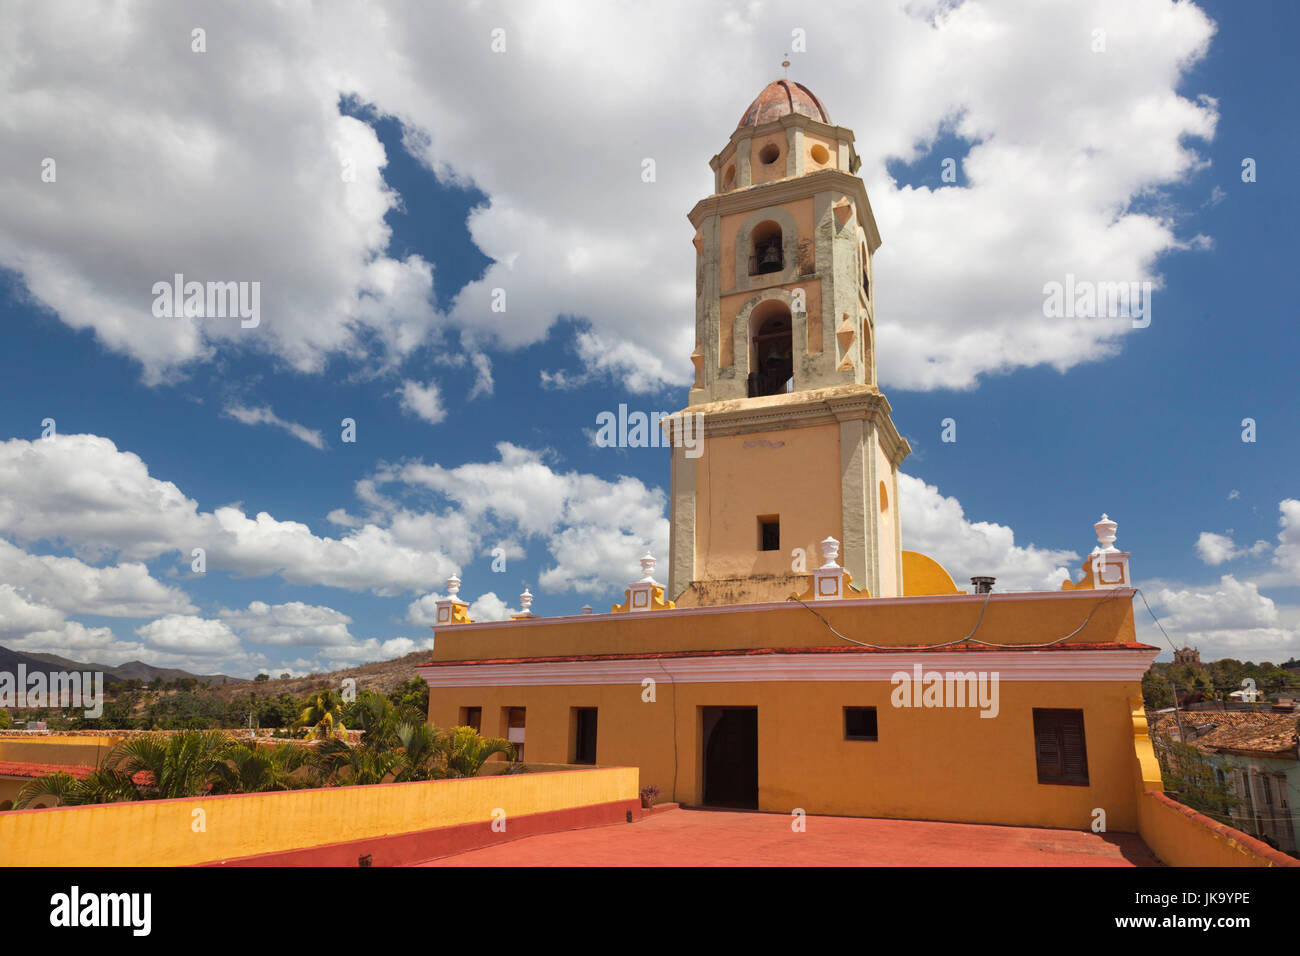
[1174,646,1201,666]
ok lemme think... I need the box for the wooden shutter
[1033,709,1089,786]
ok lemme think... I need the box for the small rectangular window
[1033,708,1089,786]
[758,515,780,552]
[460,706,481,732]
[844,707,878,741]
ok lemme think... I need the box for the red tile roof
[0,760,153,785]
[1153,711,1298,756]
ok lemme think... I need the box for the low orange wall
[1137,790,1298,867]
[0,766,638,867]
[0,735,122,766]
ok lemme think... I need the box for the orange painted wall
[719,196,816,293]
[1138,790,1297,867]
[431,591,1139,663]
[0,736,121,766]
[693,422,842,580]
[428,677,1146,831]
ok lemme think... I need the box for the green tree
[295,689,347,740]
[441,725,515,778]
[209,741,310,794]
[388,677,430,717]
[0,708,11,729]
[1141,669,1172,709]
[1151,734,1237,824]
[16,730,239,807]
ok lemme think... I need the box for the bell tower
[665,78,910,603]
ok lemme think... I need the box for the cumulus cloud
[1147,574,1298,661]
[1192,500,1300,587]
[0,0,1218,393]
[1195,530,1269,566]
[219,601,354,647]
[370,442,668,595]
[396,379,447,424]
[136,615,242,656]
[898,473,1076,591]
[0,538,194,617]
[0,434,457,595]
[223,404,326,449]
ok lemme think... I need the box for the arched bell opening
[748,300,794,397]
[749,220,784,276]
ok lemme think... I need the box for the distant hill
[0,645,243,687]
[210,650,432,702]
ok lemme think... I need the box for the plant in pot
[640,784,660,809]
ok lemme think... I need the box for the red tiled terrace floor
[415,807,1161,866]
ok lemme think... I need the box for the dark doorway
[702,706,758,808]
[574,708,598,764]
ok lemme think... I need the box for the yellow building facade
[420,80,1161,833]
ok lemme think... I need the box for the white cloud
[136,615,242,656]
[1192,500,1300,587]
[1195,530,1269,566]
[0,434,457,595]
[1147,574,1298,661]
[468,352,494,400]
[371,442,668,595]
[396,379,447,424]
[219,601,354,647]
[898,473,1076,591]
[1267,499,1300,586]
[0,538,194,617]
[1155,575,1279,632]
[0,0,1218,393]
[223,404,326,449]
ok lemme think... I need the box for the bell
[759,242,782,268]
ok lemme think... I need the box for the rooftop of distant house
[1154,710,1299,757]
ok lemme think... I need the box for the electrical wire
[786,585,1129,650]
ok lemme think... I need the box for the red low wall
[205,798,641,866]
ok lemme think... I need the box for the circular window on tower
[759,142,781,165]
[810,143,830,166]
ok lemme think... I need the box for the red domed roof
[736,79,831,130]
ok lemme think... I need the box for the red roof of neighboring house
[419,641,1158,668]
[0,761,154,785]
[1153,711,1298,756]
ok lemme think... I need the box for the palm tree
[106,730,238,799]
[310,735,401,786]
[209,741,310,794]
[296,689,347,740]
[392,721,445,781]
[15,767,143,808]
[440,725,515,778]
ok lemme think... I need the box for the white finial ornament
[1093,514,1119,553]
[435,572,469,625]
[637,552,660,585]
[811,535,847,600]
[510,585,536,620]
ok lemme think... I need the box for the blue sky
[0,0,1295,676]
